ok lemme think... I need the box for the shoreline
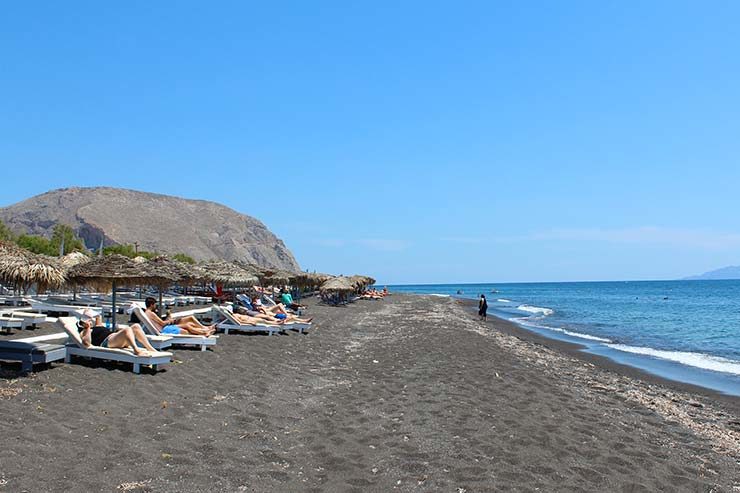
[1,294,738,490]
[388,281,740,394]
[458,298,740,412]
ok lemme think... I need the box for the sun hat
[81,308,100,321]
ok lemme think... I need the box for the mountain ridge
[0,187,300,271]
[683,266,740,281]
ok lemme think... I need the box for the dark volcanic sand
[1,295,739,492]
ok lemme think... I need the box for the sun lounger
[211,305,284,336]
[0,340,66,372]
[168,306,213,318]
[57,317,173,374]
[0,317,23,333]
[132,307,217,351]
[26,298,100,316]
[236,294,307,324]
[0,310,48,329]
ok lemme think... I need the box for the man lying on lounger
[227,307,286,326]
[251,295,312,324]
[77,309,157,356]
[142,297,216,336]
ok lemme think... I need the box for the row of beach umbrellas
[0,241,376,296]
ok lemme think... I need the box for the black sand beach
[1,294,739,492]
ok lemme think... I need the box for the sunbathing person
[360,289,384,299]
[280,289,306,311]
[143,297,216,336]
[236,304,285,323]
[251,296,313,323]
[229,309,285,326]
[77,310,157,356]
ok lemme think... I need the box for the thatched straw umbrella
[358,275,376,288]
[60,251,90,271]
[351,275,377,290]
[145,256,202,315]
[319,276,355,294]
[60,251,91,300]
[291,272,329,288]
[198,260,259,287]
[0,241,66,293]
[67,254,170,329]
[233,262,264,278]
[197,260,259,303]
[259,269,297,287]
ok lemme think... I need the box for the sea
[387,280,740,396]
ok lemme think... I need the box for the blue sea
[387,281,740,396]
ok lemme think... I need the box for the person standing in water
[478,294,488,320]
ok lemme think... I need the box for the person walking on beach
[479,294,488,320]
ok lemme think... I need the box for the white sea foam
[606,344,740,376]
[510,317,612,343]
[517,304,555,316]
[559,329,612,342]
[496,299,512,303]
[429,294,450,298]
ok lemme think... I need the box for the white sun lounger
[0,310,48,329]
[60,307,172,350]
[0,340,66,372]
[235,295,310,332]
[212,305,284,336]
[0,317,23,333]
[132,307,218,351]
[58,317,173,374]
[26,298,100,316]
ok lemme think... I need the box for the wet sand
[1,294,739,492]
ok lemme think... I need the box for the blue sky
[2,1,739,284]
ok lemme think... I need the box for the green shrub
[0,220,14,242]
[172,253,195,264]
[103,244,157,259]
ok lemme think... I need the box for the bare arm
[146,309,167,328]
[80,327,92,348]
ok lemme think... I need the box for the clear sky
[2,1,739,284]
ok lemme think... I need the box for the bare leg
[179,322,214,336]
[177,315,209,329]
[106,328,151,356]
[130,324,158,352]
[235,313,281,326]
[267,304,288,316]
[233,313,257,326]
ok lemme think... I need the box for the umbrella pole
[111,280,117,330]
[159,288,163,318]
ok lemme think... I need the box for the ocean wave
[510,317,612,343]
[496,299,512,303]
[429,294,450,298]
[517,304,554,316]
[606,344,740,376]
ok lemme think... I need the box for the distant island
[683,266,740,280]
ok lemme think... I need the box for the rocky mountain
[0,187,300,271]
[683,266,740,280]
